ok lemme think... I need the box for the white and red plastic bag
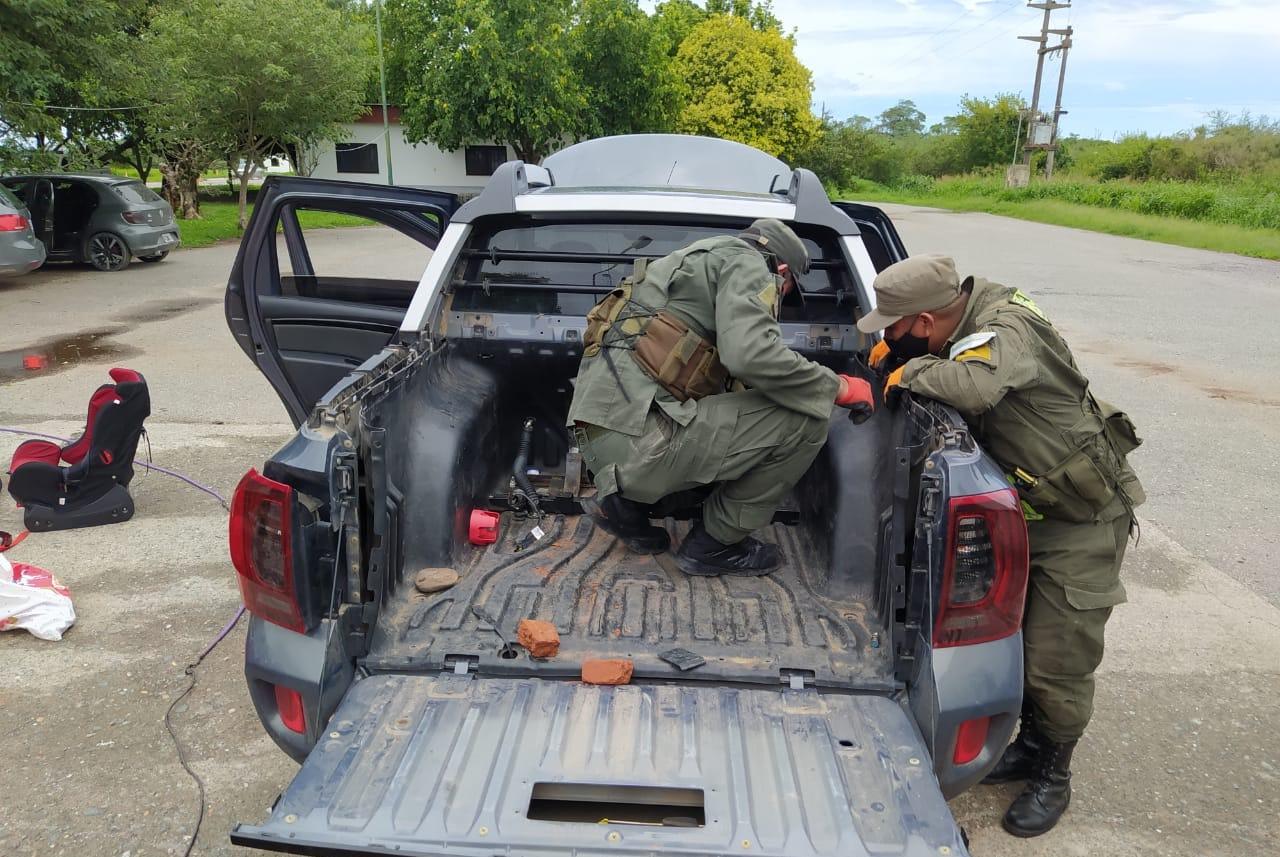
[0,551,76,641]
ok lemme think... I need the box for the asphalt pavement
[0,217,1276,856]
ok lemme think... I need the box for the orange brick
[581,658,634,685]
[517,619,560,659]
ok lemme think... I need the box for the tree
[571,0,679,137]
[0,0,145,171]
[946,93,1024,172]
[705,0,785,35]
[653,0,786,56]
[145,0,372,228]
[673,15,819,162]
[388,0,584,163]
[876,100,926,138]
[796,115,904,189]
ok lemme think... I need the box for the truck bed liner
[367,514,892,688]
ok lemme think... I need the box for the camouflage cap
[856,254,962,333]
[742,218,810,275]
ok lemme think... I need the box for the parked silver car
[1,173,179,272]
[0,183,46,277]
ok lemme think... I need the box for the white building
[308,106,515,195]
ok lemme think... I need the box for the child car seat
[7,368,150,531]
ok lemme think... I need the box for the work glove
[835,374,875,425]
[883,366,906,407]
[868,339,891,370]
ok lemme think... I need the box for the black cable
[164,608,245,856]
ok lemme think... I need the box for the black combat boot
[590,494,670,554]
[982,703,1042,784]
[675,522,780,576]
[1002,739,1077,837]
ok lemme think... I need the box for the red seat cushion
[9,440,62,473]
[61,384,117,465]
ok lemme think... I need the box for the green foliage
[571,0,680,137]
[796,116,904,187]
[944,93,1024,173]
[673,15,819,162]
[0,0,148,171]
[387,0,584,162]
[145,0,372,227]
[1068,117,1280,185]
[876,100,926,138]
[652,0,786,55]
[857,173,1280,232]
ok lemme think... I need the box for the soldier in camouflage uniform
[568,219,875,576]
[858,254,1144,837]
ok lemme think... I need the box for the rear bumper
[0,235,45,276]
[120,224,180,255]
[244,615,355,763]
[926,632,1024,797]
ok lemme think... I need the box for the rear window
[0,184,22,210]
[111,181,162,203]
[451,221,856,323]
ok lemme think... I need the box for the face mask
[887,329,931,360]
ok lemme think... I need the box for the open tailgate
[233,675,967,857]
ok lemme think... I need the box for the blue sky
[665,1,1280,139]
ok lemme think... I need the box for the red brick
[517,619,560,659]
[581,658,634,685]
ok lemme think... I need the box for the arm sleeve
[899,322,1039,416]
[711,247,840,420]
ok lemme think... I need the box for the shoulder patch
[949,331,997,361]
[1009,289,1049,322]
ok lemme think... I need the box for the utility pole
[1008,1,1072,185]
[374,0,394,186]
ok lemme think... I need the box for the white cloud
[776,0,1280,134]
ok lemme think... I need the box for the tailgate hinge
[444,654,479,677]
[780,668,816,690]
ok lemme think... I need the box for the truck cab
[223,135,1026,856]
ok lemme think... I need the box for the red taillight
[934,489,1028,648]
[229,468,304,632]
[953,716,991,764]
[274,684,306,734]
[121,210,148,224]
[0,213,29,231]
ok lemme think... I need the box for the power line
[890,0,1025,70]
[878,1,991,67]
[1,100,156,112]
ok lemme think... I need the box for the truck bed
[366,512,894,688]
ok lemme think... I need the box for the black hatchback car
[0,173,180,272]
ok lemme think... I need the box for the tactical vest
[583,258,732,402]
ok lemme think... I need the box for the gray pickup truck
[223,135,1027,857]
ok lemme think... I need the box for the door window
[273,203,439,310]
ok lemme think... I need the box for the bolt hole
[499,644,521,660]
[838,739,853,748]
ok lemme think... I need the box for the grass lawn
[849,189,1280,261]
[175,201,375,249]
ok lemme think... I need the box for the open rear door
[233,675,968,857]
[225,177,458,426]
[833,201,908,272]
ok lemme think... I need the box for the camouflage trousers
[1024,513,1132,743]
[576,391,829,545]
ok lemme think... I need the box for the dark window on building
[335,142,379,174]
[465,145,508,176]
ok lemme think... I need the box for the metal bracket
[780,668,815,690]
[444,654,478,676]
